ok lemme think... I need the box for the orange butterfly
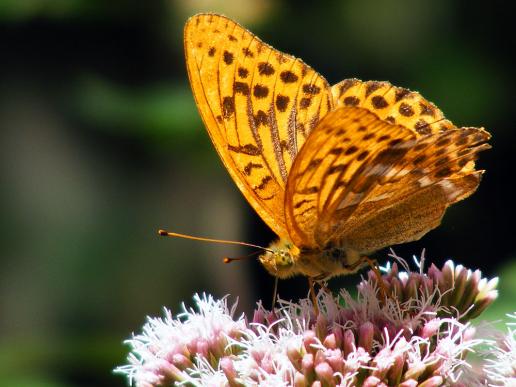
[178,13,490,282]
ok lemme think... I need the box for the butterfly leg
[308,278,320,315]
[363,256,388,301]
[271,277,279,309]
[318,281,332,296]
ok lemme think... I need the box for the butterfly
[181,13,490,281]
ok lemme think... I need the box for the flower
[115,294,247,386]
[483,313,516,386]
[116,254,503,386]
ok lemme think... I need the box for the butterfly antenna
[223,250,262,264]
[158,229,274,253]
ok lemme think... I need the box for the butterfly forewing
[184,13,332,239]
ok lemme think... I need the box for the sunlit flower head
[116,253,503,386]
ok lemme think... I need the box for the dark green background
[1,0,514,385]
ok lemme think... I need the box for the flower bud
[358,322,374,352]
[315,362,334,384]
[323,333,337,349]
[363,375,381,386]
[301,353,315,377]
[419,375,444,387]
[293,371,307,387]
[343,329,356,357]
[287,343,303,371]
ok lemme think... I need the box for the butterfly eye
[331,249,343,260]
[276,252,293,268]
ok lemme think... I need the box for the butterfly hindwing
[335,172,483,253]
[330,127,490,253]
[284,106,417,248]
[184,13,332,239]
[332,79,455,136]
[285,106,490,253]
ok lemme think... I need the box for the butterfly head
[259,239,300,279]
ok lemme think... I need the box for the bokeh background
[1,0,515,385]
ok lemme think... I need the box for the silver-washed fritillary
[182,13,490,280]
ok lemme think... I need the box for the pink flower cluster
[116,256,509,386]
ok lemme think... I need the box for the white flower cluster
[115,257,507,386]
[483,313,516,386]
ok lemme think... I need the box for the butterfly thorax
[259,239,365,280]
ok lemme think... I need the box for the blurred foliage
[0,0,90,21]
[71,76,212,157]
[0,0,514,386]
[482,259,516,330]
[73,77,197,136]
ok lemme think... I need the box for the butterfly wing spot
[253,110,269,127]
[395,88,410,101]
[299,186,319,194]
[436,137,452,147]
[242,47,254,57]
[399,102,415,117]
[303,84,321,94]
[356,150,369,161]
[337,79,360,96]
[365,81,383,97]
[371,95,389,109]
[243,162,263,175]
[345,146,359,155]
[435,167,453,178]
[328,164,348,175]
[237,67,249,78]
[223,50,234,64]
[414,119,431,135]
[436,156,450,166]
[257,62,275,76]
[280,70,299,83]
[300,97,312,109]
[222,96,235,119]
[228,144,262,155]
[253,84,269,98]
[254,175,273,190]
[234,82,250,95]
[275,95,290,112]
[413,155,427,165]
[377,135,392,144]
[385,116,395,124]
[294,198,313,209]
[298,205,317,218]
[419,102,436,117]
[344,96,360,106]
